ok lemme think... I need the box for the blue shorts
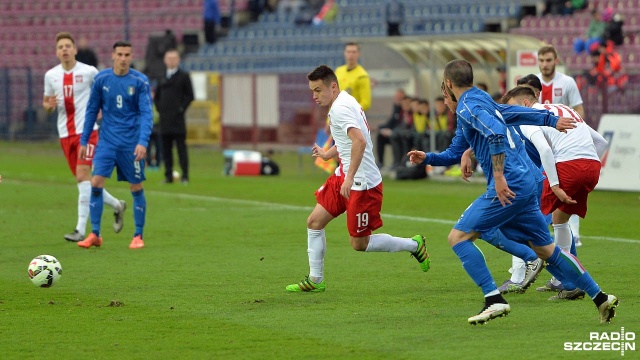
[454,192,552,247]
[93,144,146,184]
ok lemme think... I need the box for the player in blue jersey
[408,59,618,325]
[77,40,153,250]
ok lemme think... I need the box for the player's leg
[77,173,108,248]
[60,136,86,242]
[114,150,147,249]
[569,214,581,246]
[287,175,341,292]
[452,197,513,324]
[348,184,430,271]
[524,203,618,322]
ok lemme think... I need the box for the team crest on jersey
[128,86,135,95]
[554,88,563,96]
[75,75,83,83]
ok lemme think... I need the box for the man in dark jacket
[154,49,195,183]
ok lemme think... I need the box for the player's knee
[130,183,143,192]
[350,237,368,251]
[306,216,321,230]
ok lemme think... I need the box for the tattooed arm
[492,152,515,206]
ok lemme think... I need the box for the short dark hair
[538,45,558,59]
[344,42,360,50]
[113,40,132,50]
[501,85,537,104]
[307,65,338,88]
[444,59,474,88]
[55,32,75,45]
[435,96,444,102]
[516,74,542,92]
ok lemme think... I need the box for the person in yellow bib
[318,42,372,173]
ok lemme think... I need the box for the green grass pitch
[0,141,638,359]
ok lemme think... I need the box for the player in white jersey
[286,65,430,292]
[503,86,608,299]
[537,45,587,290]
[43,32,125,243]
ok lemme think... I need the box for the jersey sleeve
[82,77,102,145]
[565,77,583,108]
[136,79,154,147]
[43,72,54,97]
[498,104,559,128]
[423,126,469,166]
[525,127,559,187]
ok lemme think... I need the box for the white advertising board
[596,114,640,192]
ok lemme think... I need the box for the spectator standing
[204,0,221,44]
[385,0,405,36]
[75,36,99,68]
[602,9,624,47]
[154,50,195,184]
[376,88,405,168]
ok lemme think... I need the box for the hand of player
[340,177,353,199]
[460,149,475,182]
[555,117,577,133]
[551,185,577,204]
[406,150,426,165]
[78,145,87,160]
[134,145,147,162]
[311,143,327,160]
[44,96,57,112]
[494,175,515,206]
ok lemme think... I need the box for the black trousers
[161,133,189,181]
[204,19,217,44]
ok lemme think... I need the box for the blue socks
[132,189,146,238]
[90,187,104,236]
[546,246,600,298]
[452,240,497,295]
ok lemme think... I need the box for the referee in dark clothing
[154,49,195,184]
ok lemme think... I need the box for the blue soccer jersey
[82,68,153,149]
[426,87,557,198]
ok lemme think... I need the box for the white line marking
[149,191,639,243]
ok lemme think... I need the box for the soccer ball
[28,255,62,287]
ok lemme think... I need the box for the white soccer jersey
[44,61,99,138]
[328,91,382,189]
[536,71,583,108]
[521,103,600,165]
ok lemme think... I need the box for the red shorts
[315,175,383,237]
[540,159,600,218]
[60,131,98,176]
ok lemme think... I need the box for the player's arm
[340,126,366,199]
[409,125,468,166]
[312,144,337,160]
[488,135,515,206]
[134,81,154,161]
[525,127,559,187]
[587,125,608,159]
[43,75,57,112]
[460,148,476,182]
[498,104,575,132]
[357,75,371,111]
[529,129,576,204]
[82,80,102,146]
[572,104,585,119]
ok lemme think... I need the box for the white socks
[365,234,418,252]
[568,214,581,238]
[76,181,91,235]
[102,188,121,210]
[77,181,122,235]
[553,222,572,253]
[509,256,526,283]
[307,228,326,283]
